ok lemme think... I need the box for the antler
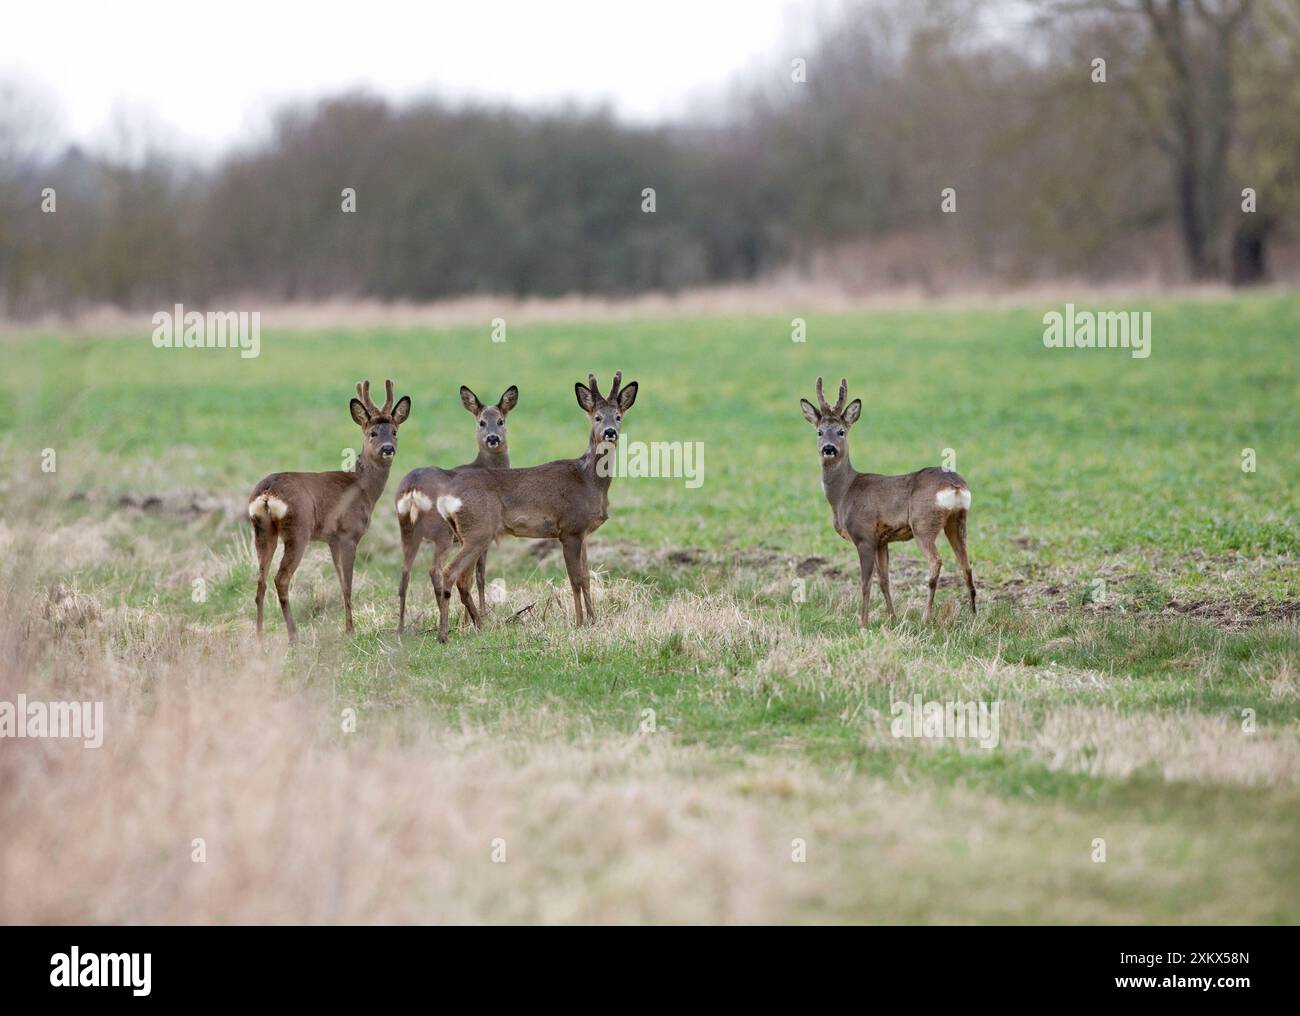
[587,373,603,401]
[814,376,849,416]
[356,379,395,417]
[607,371,622,401]
[815,376,830,415]
[356,380,380,417]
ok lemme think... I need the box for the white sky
[4,0,804,157]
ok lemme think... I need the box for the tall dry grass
[2,506,1297,924]
[0,520,838,924]
[0,581,771,922]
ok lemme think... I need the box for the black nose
[486,435,500,447]
[821,445,837,456]
[380,444,395,456]
[603,428,618,440]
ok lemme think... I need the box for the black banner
[0,925,1288,1004]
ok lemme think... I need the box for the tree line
[0,0,1295,317]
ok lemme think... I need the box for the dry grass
[756,624,1116,700]
[1014,706,1300,788]
[1,278,1273,339]
[6,646,1290,924]
[6,649,1293,923]
[1,503,1297,924]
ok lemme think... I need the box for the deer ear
[616,380,638,412]
[800,399,820,426]
[843,399,862,426]
[575,382,595,413]
[498,385,519,415]
[391,395,412,426]
[460,386,484,416]
[350,398,370,427]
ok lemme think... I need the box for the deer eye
[615,415,621,422]
[479,420,486,427]
[838,430,845,437]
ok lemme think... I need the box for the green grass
[2,293,1298,923]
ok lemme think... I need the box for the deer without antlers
[800,377,975,626]
[248,379,411,640]
[393,384,518,635]
[431,371,638,642]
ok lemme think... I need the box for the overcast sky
[4,0,803,157]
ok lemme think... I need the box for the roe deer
[248,379,411,640]
[799,377,975,626]
[393,384,518,635]
[431,371,638,642]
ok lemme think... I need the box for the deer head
[460,384,518,455]
[800,376,861,463]
[349,379,412,466]
[575,371,638,446]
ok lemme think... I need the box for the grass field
[1,294,1298,923]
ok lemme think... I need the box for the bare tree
[1228,0,1300,283]
[1040,0,1257,279]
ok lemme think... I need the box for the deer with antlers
[248,379,411,640]
[393,384,518,635]
[800,377,975,626]
[429,371,638,642]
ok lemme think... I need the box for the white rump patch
[248,492,289,522]
[936,487,972,511]
[396,490,433,523]
[436,495,463,520]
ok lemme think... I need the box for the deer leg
[475,551,488,615]
[441,537,491,640]
[274,529,309,642]
[457,566,482,630]
[397,522,421,635]
[330,538,358,635]
[916,528,943,623]
[436,530,477,630]
[560,534,585,626]
[579,539,595,623]
[944,511,976,614]
[253,520,278,638]
[875,542,896,620]
[856,540,877,628]
[430,534,451,642]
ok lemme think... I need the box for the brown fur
[431,372,638,642]
[393,385,517,635]
[249,379,411,640]
[800,376,975,626]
